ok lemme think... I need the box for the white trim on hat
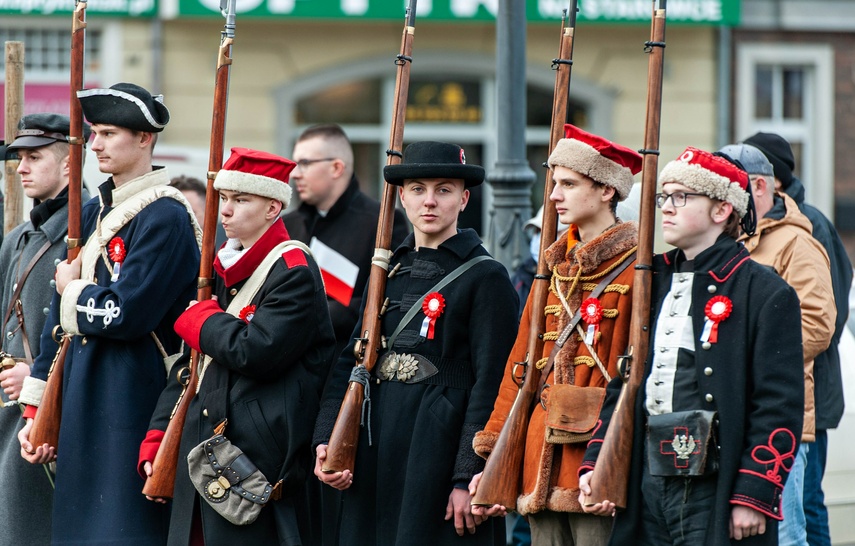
[547,138,634,201]
[658,160,749,217]
[214,169,292,207]
[76,88,167,130]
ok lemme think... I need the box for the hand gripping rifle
[470,1,578,509]
[321,0,418,474]
[141,0,236,499]
[580,0,667,510]
[28,0,88,450]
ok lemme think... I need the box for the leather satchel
[187,420,281,525]
[646,410,719,477]
[544,384,606,444]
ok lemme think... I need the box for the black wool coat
[149,220,335,546]
[314,229,519,546]
[584,235,805,546]
[283,175,409,358]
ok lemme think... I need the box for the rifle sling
[537,251,636,399]
[2,240,54,365]
[386,255,491,350]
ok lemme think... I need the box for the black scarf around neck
[30,185,69,231]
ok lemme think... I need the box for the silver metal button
[203,408,209,417]
[705,393,714,403]
[707,285,717,293]
[704,367,713,376]
[54,258,62,266]
[81,337,87,346]
[43,307,50,315]
[702,342,711,350]
[50,279,56,288]
[6,332,12,340]
[229,288,238,296]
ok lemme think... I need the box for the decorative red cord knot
[701,295,732,344]
[751,429,797,483]
[239,304,256,323]
[420,292,446,340]
[581,297,603,345]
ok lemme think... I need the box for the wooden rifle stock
[28,0,87,450]
[142,0,235,499]
[322,0,417,473]
[582,0,667,510]
[471,2,578,509]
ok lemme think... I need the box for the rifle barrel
[583,0,667,509]
[322,0,418,474]
[142,7,235,499]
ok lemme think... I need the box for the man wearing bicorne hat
[18,83,201,545]
[0,113,91,545]
[580,146,805,546]
[314,141,519,545]
[141,148,335,545]
[720,142,834,546]
[471,125,641,545]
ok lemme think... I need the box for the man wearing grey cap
[0,113,90,545]
[719,142,835,546]
[18,84,201,545]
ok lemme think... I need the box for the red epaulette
[283,247,308,269]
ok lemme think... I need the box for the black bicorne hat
[384,141,484,187]
[77,82,170,133]
[6,113,92,151]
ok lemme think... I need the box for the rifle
[141,0,236,499]
[321,0,417,474]
[581,0,667,510]
[471,2,578,509]
[27,0,88,450]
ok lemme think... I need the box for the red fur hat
[214,147,296,206]
[546,124,642,201]
[658,146,750,217]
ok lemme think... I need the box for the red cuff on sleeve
[138,429,165,479]
[22,404,37,420]
[174,299,222,352]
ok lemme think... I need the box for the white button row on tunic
[646,273,695,416]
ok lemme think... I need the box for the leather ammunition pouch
[187,424,282,525]
[646,410,719,477]
[543,384,606,444]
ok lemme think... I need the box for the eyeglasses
[294,157,336,170]
[655,191,707,209]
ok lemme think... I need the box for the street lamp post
[487,0,537,272]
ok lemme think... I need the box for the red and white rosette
[420,292,446,339]
[701,295,732,344]
[239,304,256,323]
[108,237,126,282]
[581,297,604,345]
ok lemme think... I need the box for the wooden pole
[4,41,25,235]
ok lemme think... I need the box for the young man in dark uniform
[142,147,335,545]
[580,147,805,545]
[0,113,90,545]
[18,83,201,545]
[313,141,519,545]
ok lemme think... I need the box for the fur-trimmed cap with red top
[547,124,642,201]
[658,146,750,218]
[214,147,296,206]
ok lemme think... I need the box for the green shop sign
[0,0,156,16]
[178,0,739,25]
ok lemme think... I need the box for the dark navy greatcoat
[148,219,335,546]
[30,169,200,545]
[314,229,519,546]
[583,235,805,546]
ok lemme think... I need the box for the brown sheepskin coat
[474,221,637,515]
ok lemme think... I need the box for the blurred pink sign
[1,82,98,138]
